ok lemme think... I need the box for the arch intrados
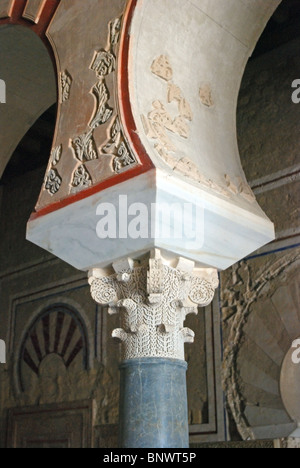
[0,0,59,179]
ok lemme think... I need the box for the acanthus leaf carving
[102,116,121,153]
[88,250,219,361]
[147,251,164,304]
[89,80,113,129]
[179,327,195,343]
[112,328,128,343]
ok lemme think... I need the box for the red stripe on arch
[0,0,61,64]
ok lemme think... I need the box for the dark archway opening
[0,104,56,184]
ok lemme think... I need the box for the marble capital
[88,249,218,361]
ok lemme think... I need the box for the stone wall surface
[222,36,300,440]
[0,168,122,447]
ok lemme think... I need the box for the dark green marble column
[119,358,189,449]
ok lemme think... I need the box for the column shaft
[119,358,189,449]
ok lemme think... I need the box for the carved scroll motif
[142,55,222,190]
[69,14,138,193]
[143,55,199,179]
[91,16,138,174]
[89,81,113,129]
[71,164,92,193]
[51,145,62,167]
[109,16,122,46]
[113,140,137,174]
[71,131,98,163]
[45,168,62,195]
[143,54,254,202]
[91,50,116,78]
[45,144,63,195]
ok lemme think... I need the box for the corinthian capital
[88,250,218,361]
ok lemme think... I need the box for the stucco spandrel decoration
[89,16,137,175]
[34,4,138,210]
[89,250,218,361]
[68,13,138,194]
[142,55,238,200]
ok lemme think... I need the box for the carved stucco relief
[44,145,63,196]
[41,11,138,205]
[51,145,62,167]
[60,70,72,103]
[71,164,92,194]
[44,168,62,196]
[199,83,214,108]
[142,55,255,202]
[67,15,138,195]
[71,131,98,163]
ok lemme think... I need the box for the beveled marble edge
[27,169,275,271]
